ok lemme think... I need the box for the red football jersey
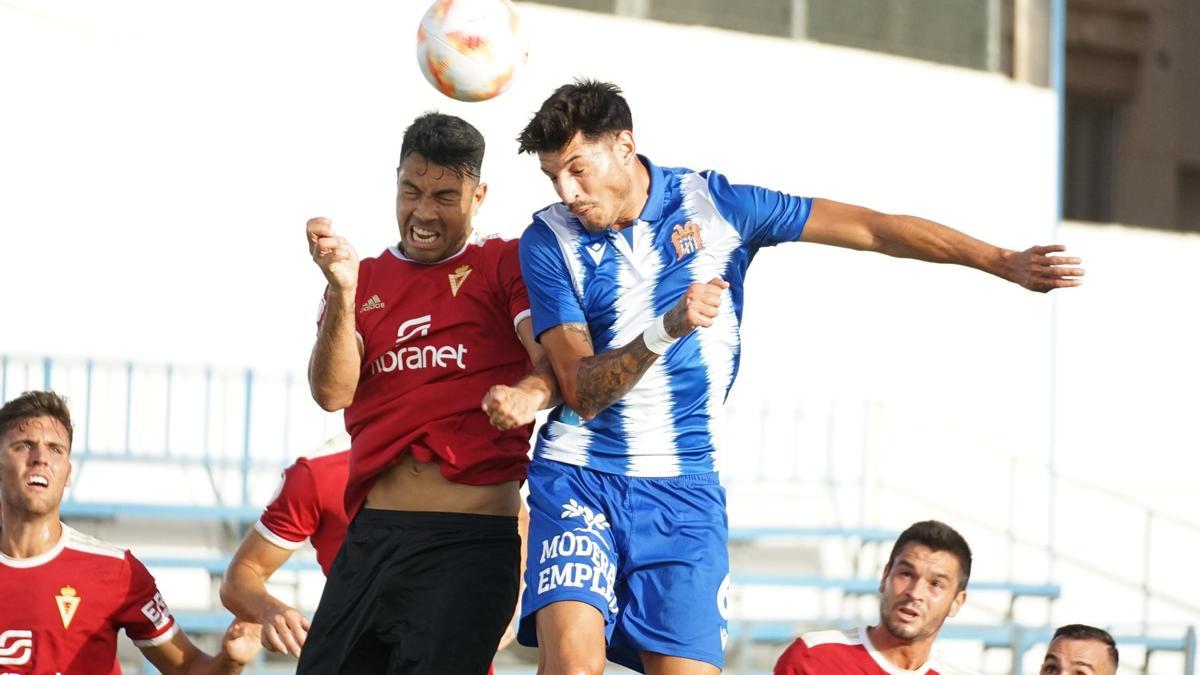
[256,450,350,575]
[0,525,178,674]
[774,627,978,675]
[318,237,533,518]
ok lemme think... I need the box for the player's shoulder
[62,525,129,562]
[469,231,520,259]
[929,653,984,675]
[303,447,351,473]
[798,627,864,649]
[527,203,575,234]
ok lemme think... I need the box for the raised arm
[541,278,728,421]
[219,532,309,658]
[800,198,1084,292]
[306,217,364,410]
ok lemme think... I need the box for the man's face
[0,416,72,518]
[537,130,638,233]
[395,152,486,264]
[877,543,967,643]
[1040,638,1116,675]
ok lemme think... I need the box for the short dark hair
[0,391,74,449]
[517,79,633,155]
[885,520,973,592]
[399,112,485,181]
[1052,624,1119,668]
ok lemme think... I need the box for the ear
[613,129,637,165]
[947,590,967,618]
[65,461,73,488]
[471,181,488,216]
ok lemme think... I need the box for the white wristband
[641,315,678,355]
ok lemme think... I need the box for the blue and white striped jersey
[519,156,812,476]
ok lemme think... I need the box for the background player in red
[219,438,524,669]
[219,439,350,657]
[0,390,261,674]
[774,520,980,675]
[297,112,557,674]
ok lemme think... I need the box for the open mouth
[897,606,920,621]
[26,475,50,488]
[409,224,440,245]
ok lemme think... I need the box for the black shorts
[296,509,520,675]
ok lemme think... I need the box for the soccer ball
[416,0,528,102]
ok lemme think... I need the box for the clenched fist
[481,384,539,430]
[663,277,730,338]
[307,217,359,292]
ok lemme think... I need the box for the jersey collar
[0,522,68,568]
[636,154,666,223]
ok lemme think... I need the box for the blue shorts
[517,458,730,673]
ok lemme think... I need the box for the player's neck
[866,624,935,671]
[612,157,652,231]
[0,506,64,559]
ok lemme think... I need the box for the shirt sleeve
[773,638,819,675]
[255,459,321,550]
[496,238,532,330]
[118,553,179,647]
[519,220,587,340]
[706,170,813,249]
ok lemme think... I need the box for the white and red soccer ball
[417,0,529,102]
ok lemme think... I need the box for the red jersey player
[220,439,524,673]
[775,521,981,675]
[219,441,349,657]
[297,112,557,675]
[0,390,261,675]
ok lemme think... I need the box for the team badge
[55,585,81,629]
[671,222,704,260]
[448,265,472,297]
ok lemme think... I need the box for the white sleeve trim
[512,308,532,333]
[132,622,180,648]
[254,520,306,551]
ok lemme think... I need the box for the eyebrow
[399,179,460,197]
[542,153,584,176]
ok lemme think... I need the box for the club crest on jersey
[55,585,81,629]
[671,222,704,260]
[448,265,472,297]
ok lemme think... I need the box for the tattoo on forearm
[563,322,593,348]
[574,340,659,417]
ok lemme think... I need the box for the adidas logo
[359,295,385,313]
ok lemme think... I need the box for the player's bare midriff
[364,452,521,516]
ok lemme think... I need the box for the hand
[663,277,729,338]
[1004,245,1084,292]
[496,607,518,651]
[482,384,539,430]
[259,602,311,658]
[219,620,263,666]
[307,217,359,292]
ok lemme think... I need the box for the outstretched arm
[141,621,261,675]
[541,278,729,421]
[800,198,1084,292]
[306,217,364,410]
[220,532,310,658]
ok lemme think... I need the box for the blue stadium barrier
[730,572,1061,600]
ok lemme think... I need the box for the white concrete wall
[2,0,1197,667]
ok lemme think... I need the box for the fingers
[1031,244,1066,254]
[706,277,731,289]
[306,217,334,250]
[262,625,290,654]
